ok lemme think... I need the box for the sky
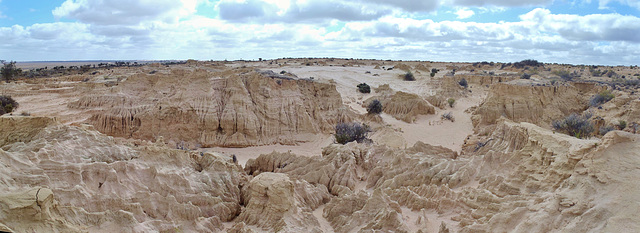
[0,0,639,65]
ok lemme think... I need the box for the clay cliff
[472,82,605,127]
[364,90,435,123]
[241,119,640,232]
[0,116,247,232]
[68,69,356,148]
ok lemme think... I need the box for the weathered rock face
[242,119,640,232]
[235,172,330,232]
[69,68,356,148]
[472,82,604,127]
[0,116,248,232]
[364,91,435,123]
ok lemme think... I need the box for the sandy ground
[207,65,483,165]
[204,135,334,166]
[5,63,484,167]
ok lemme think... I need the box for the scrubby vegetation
[458,78,468,88]
[513,59,543,68]
[441,112,454,122]
[0,95,18,115]
[520,73,531,79]
[618,120,627,130]
[599,125,615,136]
[553,70,578,81]
[403,71,415,81]
[447,98,455,107]
[589,90,614,107]
[367,100,383,114]
[357,83,371,93]
[552,113,594,138]
[335,122,370,144]
[1,61,21,82]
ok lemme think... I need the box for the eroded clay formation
[1,59,639,232]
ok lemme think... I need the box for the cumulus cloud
[455,8,475,19]
[3,1,640,65]
[452,0,553,7]
[359,0,439,12]
[217,0,391,22]
[521,8,640,42]
[52,0,199,25]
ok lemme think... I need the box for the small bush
[521,73,531,79]
[0,95,19,115]
[553,70,574,81]
[357,83,371,93]
[403,71,415,81]
[1,61,22,82]
[618,120,627,130]
[599,125,615,136]
[430,72,435,77]
[552,113,594,138]
[431,68,439,74]
[513,59,543,68]
[589,90,614,107]
[335,122,370,144]
[447,98,455,107]
[441,112,454,122]
[458,78,468,88]
[367,99,383,114]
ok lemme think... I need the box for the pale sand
[206,65,482,164]
[205,134,334,166]
[6,64,483,165]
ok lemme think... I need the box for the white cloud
[216,0,391,22]
[455,8,475,19]
[2,1,639,65]
[521,8,640,42]
[359,0,439,12]
[452,0,552,7]
[52,0,200,25]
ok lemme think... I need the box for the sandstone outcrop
[364,91,435,123]
[241,118,640,232]
[68,68,356,148]
[236,172,330,232]
[472,82,605,127]
[0,116,248,232]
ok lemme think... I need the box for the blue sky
[1,0,639,65]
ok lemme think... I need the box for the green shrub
[1,61,21,82]
[335,122,370,144]
[521,73,531,79]
[357,83,371,93]
[0,95,19,115]
[458,78,468,88]
[553,70,574,81]
[367,99,383,114]
[618,120,627,130]
[441,112,454,122]
[589,90,614,107]
[403,71,415,81]
[552,113,594,138]
[447,98,455,107]
[599,125,615,136]
[430,72,435,77]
